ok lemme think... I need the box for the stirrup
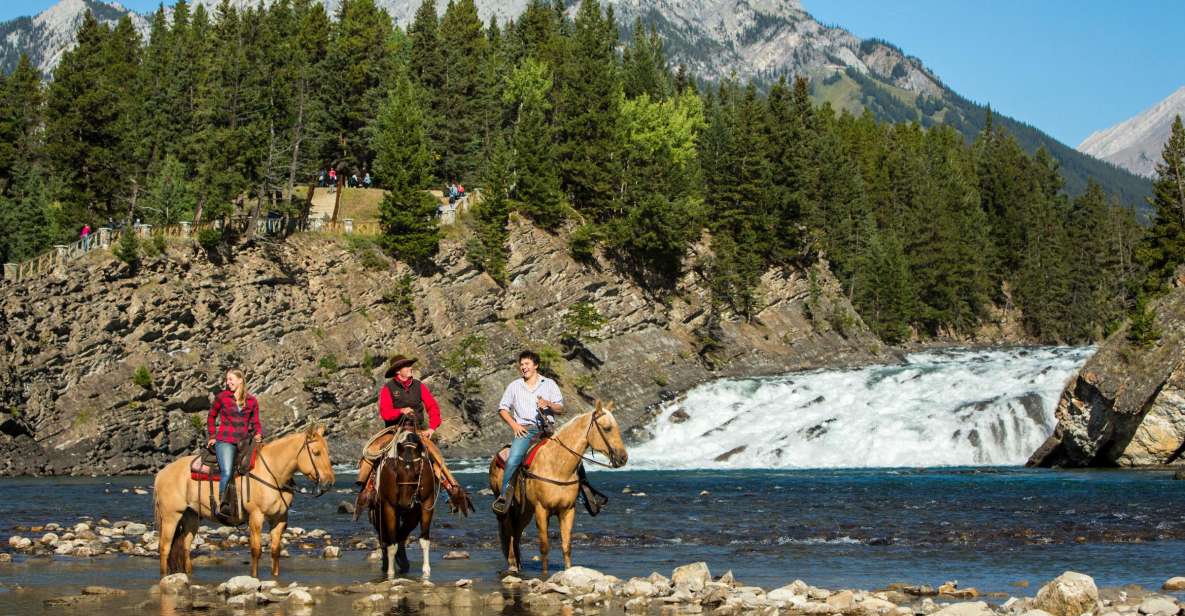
[491,496,508,515]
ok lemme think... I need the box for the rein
[550,409,617,469]
[247,435,323,502]
[523,409,615,486]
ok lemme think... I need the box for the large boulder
[672,562,712,592]
[1163,578,1185,591]
[548,566,607,593]
[223,575,262,596]
[932,602,994,616]
[159,573,190,594]
[1033,572,1099,616]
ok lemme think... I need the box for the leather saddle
[492,437,549,471]
[190,442,259,482]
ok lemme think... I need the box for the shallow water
[4,466,1185,609]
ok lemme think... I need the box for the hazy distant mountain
[1079,86,1185,179]
[0,0,1153,206]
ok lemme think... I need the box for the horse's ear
[603,401,615,414]
[594,400,603,413]
[306,422,325,437]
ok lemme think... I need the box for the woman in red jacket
[206,368,262,519]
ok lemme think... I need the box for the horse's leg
[158,508,181,576]
[559,506,576,570]
[268,518,287,578]
[498,514,515,573]
[248,510,264,578]
[419,505,432,579]
[534,505,551,578]
[180,510,199,575]
[511,510,532,574]
[395,541,409,575]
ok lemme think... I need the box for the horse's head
[588,400,628,468]
[296,423,336,496]
[391,432,426,509]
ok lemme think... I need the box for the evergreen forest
[1,0,1184,347]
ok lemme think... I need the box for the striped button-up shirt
[498,376,563,426]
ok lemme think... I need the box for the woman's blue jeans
[502,427,539,495]
[215,441,236,500]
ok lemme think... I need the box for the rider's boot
[353,458,374,522]
[576,464,608,516]
[491,478,514,515]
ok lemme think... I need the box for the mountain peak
[1078,85,1185,178]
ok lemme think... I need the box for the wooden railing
[3,189,482,284]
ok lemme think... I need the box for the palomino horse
[370,429,438,578]
[488,401,628,576]
[153,424,335,578]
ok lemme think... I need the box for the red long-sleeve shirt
[379,377,441,430]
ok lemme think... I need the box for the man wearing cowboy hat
[353,354,472,516]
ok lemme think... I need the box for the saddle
[190,442,259,482]
[493,438,549,471]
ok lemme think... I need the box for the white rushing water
[629,347,1092,470]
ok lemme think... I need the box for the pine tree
[44,12,125,222]
[764,76,818,263]
[322,0,393,173]
[468,134,513,283]
[408,0,445,178]
[504,58,563,228]
[622,19,670,100]
[555,0,622,222]
[140,156,196,226]
[1014,149,1072,340]
[0,173,54,264]
[1136,115,1185,292]
[852,224,914,343]
[438,0,487,183]
[0,54,43,195]
[373,71,440,267]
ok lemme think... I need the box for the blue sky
[3,1,1183,146]
[804,0,1185,146]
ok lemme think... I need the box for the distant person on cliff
[353,355,472,516]
[206,368,263,521]
[363,172,372,188]
[80,224,91,250]
[491,350,609,516]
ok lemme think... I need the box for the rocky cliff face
[1028,270,1185,468]
[0,219,883,476]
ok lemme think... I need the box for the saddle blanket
[493,439,549,470]
[190,446,258,482]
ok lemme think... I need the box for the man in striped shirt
[491,350,608,515]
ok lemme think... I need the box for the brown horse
[370,430,438,578]
[488,401,628,576]
[152,424,335,578]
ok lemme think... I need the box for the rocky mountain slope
[0,219,884,476]
[1028,268,1185,468]
[0,0,1154,205]
[1079,86,1185,179]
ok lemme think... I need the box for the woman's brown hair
[228,368,248,408]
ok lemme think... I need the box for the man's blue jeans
[502,427,539,495]
[215,441,236,501]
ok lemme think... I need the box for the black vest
[384,378,426,430]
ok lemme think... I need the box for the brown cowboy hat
[384,354,417,378]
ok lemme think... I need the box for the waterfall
[629,347,1091,469]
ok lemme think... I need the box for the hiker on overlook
[206,368,263,522]
[318,169,327,187]
[80,224,91,251]
[328,168,337,186]
[363,172,372,188]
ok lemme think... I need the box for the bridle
[389,432,439,512]
[550,408,619,469]
[250,433,328,499]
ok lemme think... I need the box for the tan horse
[153,424,336,578]
[488,401,628,576]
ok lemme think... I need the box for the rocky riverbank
[1029,269,1185,468]
[8,557,1185,616]
[0,218,885,476]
